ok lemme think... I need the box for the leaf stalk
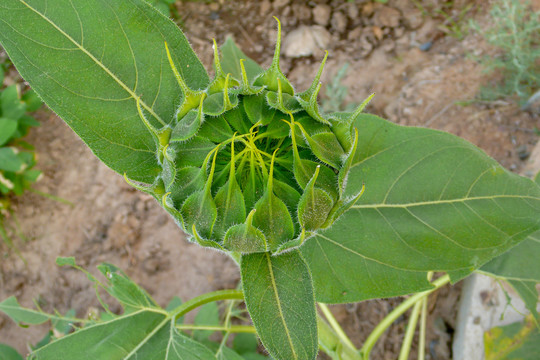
[170,289,244,321]
[359,274,450,359]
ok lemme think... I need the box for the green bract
[128,20,366,255]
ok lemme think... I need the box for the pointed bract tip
[134,97,163,142]
[161,192,172,207]
[123,173,154,194]
[246,208,257,226]
[311,52,328,89]
[165,41,193,96]
[352,93,376,118]
[272,17,282,67]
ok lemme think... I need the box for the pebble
[394,26,406,38]
[273,0,289,10]
[403,8,424,29]
[381,39,395,52]
[372,26,384,41]
[371,26,384,41]
[292,4,311,21]
[419,41,433,52]
[260,0,271,16]
[517,145,530,160]
[346,2,359,20]
[281,5,291,17]
[373,6,401,28]
[313,4,331,27]
[357,32,375,58]
[347,26,363,41]
[283,25,331,58]
[362,3,375,17]
[415,19,439,43]
[331,11,348,34]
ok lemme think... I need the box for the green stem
[418,296,428,360]
[216,299,237,357]
[398,299,422,360]
[418,272,433,360]
[29,188,74,206]
[359,274,450,359]
[10,211,28,242]
[317,316,362,360]
[319,303,357,351]
[176,324,256,333]
[171,289,244,321]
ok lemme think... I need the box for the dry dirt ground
[1,1,539,359]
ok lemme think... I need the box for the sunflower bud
[128,19,368,254]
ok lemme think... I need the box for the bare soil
[1,0,538,359]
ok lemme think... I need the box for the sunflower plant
[0,1,538,359]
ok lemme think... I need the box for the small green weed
[471,0,540,105]
[322,63,356,113]
[0,53,43,256]
[412,1,474,40]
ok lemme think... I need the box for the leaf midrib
[352,194,540,209]
[265,252,298,360]
[18,0,166,126]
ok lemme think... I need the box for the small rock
[283,25,331,58]
[358,32,375,58]
[373,6,401,28]
[282,5,291,17]
[347,26,363,41]
[419,41,433,52]
[403,8,423,29]
[372,26,384,41]
[381,39,395,52]
[415,19,439,43]
[313,4,331,27]
[331,11,348,34]
[346,3,359,20]
[292,4,311,21]
[517,145,530,160]
[394,26,406,38]
[260,0,271,16]
[393,0,423,29]
[208,2,219,12]
[273,0,289,10]
[362,3,375,17]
